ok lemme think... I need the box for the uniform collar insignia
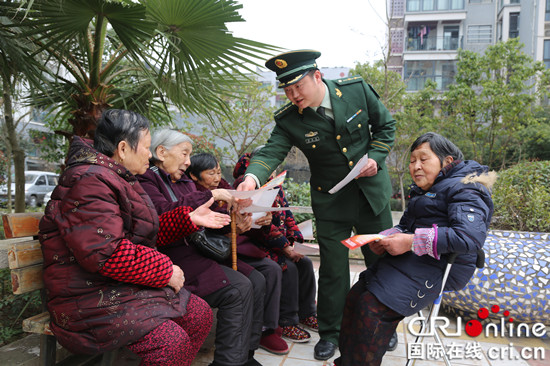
[305,131,318,137]
[335,88,342,97]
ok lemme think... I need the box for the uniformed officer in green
[237,50,396,360]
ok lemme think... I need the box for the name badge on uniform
[425,192,436,198]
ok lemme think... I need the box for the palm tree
[2,0,279,139]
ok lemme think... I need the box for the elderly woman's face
[157,142,192,181]
[196,164,222,191]
[123,130,152,175]
[409,142,444,191]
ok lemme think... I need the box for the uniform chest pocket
[345,117,369,144]
[458,205,486,231]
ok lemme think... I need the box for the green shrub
[282,178,314,225]
[0,268,42,346]
[492,160,550,232]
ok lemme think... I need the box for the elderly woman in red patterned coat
[39,109,230,366]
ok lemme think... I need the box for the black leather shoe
[314,339,337,360]
[387,331,398,352]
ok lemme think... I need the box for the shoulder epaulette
[274,102,295,118]
[335,76,364,85]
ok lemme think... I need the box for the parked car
[43,190,53,205]
[0,171,59,207]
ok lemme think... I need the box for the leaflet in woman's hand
[341,234,386,250]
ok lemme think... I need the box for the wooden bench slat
[22,311,53,335]
[2,212,43,239]
[11,263,44,294]
[8,239,43,269]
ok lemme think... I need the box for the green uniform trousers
[315,185,393,345]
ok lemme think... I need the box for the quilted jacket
[39,137,194,354]
[365,160,495,316]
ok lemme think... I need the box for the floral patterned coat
[39,137,199,354]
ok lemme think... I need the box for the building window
[546,0,550,21]
[544,40,550,68]
[509,13,519,38]
[423,0,435,10]
[407,0,464,11]
[404,60,457,91]
[443,25,460,50]
[467,25,492,43]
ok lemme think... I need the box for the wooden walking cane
[231,210,237,270]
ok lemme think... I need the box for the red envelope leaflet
[341,234,386,250]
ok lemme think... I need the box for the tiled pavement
[2,246,548,365]
[186,249,550,366]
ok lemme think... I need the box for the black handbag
[187,229,231,262]
[150,166,231,262]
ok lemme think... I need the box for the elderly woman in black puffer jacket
[335,132,496,366]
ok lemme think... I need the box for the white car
[43,190,53,204]
[0,171,59,207]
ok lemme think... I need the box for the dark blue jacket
[365,160,494,316]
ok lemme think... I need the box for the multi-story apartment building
[388,0,548,91]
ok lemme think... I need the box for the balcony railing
[406,35,463,51]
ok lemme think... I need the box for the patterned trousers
[334,278,404,366]
[127,294,213,366]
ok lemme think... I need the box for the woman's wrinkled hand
[379,233,414,256]
[168,265,185,293]
[212,188,236,210]
[189,198,231,229]
[235,212,253,234]
[254,212,272,227]
[368,239,386,255]
[283,246,303,262]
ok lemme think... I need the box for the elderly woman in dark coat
[136,129,265,366]
[187,153,290,355]
[334,132,496,366]
[39,110,230,366]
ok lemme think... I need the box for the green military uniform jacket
[247,76,396,222]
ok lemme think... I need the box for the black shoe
[244,358,262,366]
[314,339,337,360]
[387,331,398,352]
[245,350,263,366]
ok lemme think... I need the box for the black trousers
[279,256,317,326]
[239,256,282,330]
[202,266,265,366]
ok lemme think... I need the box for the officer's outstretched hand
[237,176,257,191]
[356,158,379,178]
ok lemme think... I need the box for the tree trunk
[2,77,26,213]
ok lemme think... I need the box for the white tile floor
[189,257,550,366]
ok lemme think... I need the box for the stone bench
[442,229,550,325]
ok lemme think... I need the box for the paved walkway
[184,254,550,366]
[2,249,548,365]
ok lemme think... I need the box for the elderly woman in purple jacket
[137,129,264,366]
[335,132,495,366]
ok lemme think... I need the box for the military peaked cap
[265,50,321,88]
